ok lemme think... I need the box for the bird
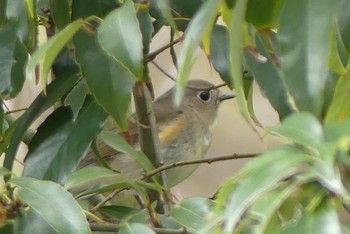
[78,79,235,187]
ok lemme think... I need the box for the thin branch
[89,153,257,212]
[144,36,184,63]
[4,107,28,115]
[151,61,176,82]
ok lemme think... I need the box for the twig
[151,61,176,82]
[4,107,28,115]
[144,36,184,63]
[90,223,188,233]
[89,153,256,212]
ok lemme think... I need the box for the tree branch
[144,36,183,63]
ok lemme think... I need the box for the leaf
[74,30,135,130]
[99,206,139,221]
[64,80,88,120]
[175,0,221,104]
[9,177,91,234]
[23,97,107,183]
[25,19,84,88]
[209,25,232,87]
[0,167,11,177]
[0,20,27,99]
[100,131,154,173]
[49,0,71,30]
[245,0,283,28]
[278,0,337,117]
[269,112,323,149]
[244,34,293,119]
[213,147,310,233]
[149,0,177,32]
[137,5,154,54]
[119,223,155,234]
[71,0,120,20]
[170,198,215,232]
[4,57,80,171]
[337,0,350,55]
[325,74,350,122]
[98,0,144,79]
[0,0,5,26]
[14,209,55,234]
[65,166,135,190]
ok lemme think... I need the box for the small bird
[79,79,235,187]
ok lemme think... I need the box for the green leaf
[5,0,37,52]
[209,25,232,87]
[14,209,55,234]
[324,119,350,141]
[170,0,204,31]
[100,131,154,173]
[71,0,120,20]
[98,0,144,79]
[74,30,135,130]
[170,198,215,232]
[64,80,88,120]
[26,19,84,88]
[4,57,80,171]
[0,21,27,99]
[149,0,177,32]
[137,5,154,54]
[175,0,221,104]
[269,112,323,149]
[9,177,91,234]
[0,0,5,26]
[119,223,155,234]
[65,166,135,190]
[49,0,71,30]
[337,0,350,55]
[24,97,107,183]
[215,147,310,233]
[0,166,11,177]
[245,0,283,28]
[99,206,139,221]
[325,74,350,122]
[278,0,337,117]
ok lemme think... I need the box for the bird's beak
[219,94,236,102]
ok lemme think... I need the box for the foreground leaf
[9,177,91,234]
[119,223,155,234]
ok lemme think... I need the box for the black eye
[199,91,211,101]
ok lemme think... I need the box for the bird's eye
[198,91,211,102]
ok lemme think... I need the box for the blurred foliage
[1,0,350,233]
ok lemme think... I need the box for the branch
[144,36,183,63]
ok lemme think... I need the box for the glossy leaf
[100,131,154,173]
[245,34,292,119]
[151,0,177,32]
[278,0,337,117]
[137,6,154,54]
[64,80,88,120]
[98,0,144,79]
[175,0,221,104]
[49,0,71,29]
[9,177,91,234]
[269,112,323,149]
[246,0,282,28]
[14,209,55,234]
[119,223,155,234]
[170,198,215,232]
[325,75,350,122]
[0,21,27,99]
[65,166,135,190]
[4,61,80,171]
[26,19,84,88]
[170,0,204,31]
[24,97,107,183]
[217,147,310,233]
[74,30,135,130]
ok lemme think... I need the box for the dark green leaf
[64,80,88,120]
[119,223,155,234]
[98,0,144,79]
[9,177,91,234]
[4,56,80,171]
[49,0,70,30]
[246,0,283,28]
[24,97,107,183]
[137,6,154,54]
[5,0,37,52]
[26,19,84,87]
[278,0,337,117]
[74,30,135,130]
[0,0,6,26]
[337,0,350,55]
[210,25,232,87]
[322,71,339,118]
[71,0,120,20]
[170,0,204,31]
[269,112,323,149]
[0,21,27,99]
[175,0,221,104]
[245,33,292,119]
[99,206,139,221]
